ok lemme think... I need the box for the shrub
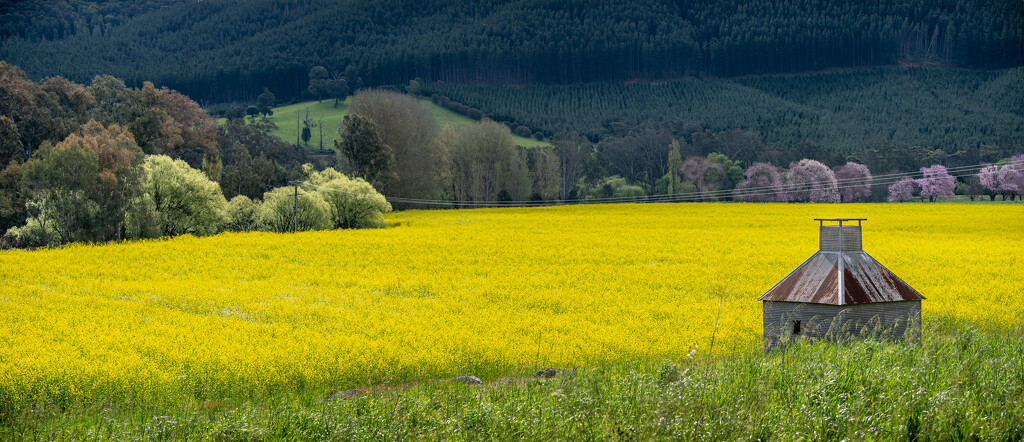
[587,176,646,200]
[143,155,228,237]
[257,186,331,233]
[306,168,391,229]
[225,195,260,232]
[2,217,57,249]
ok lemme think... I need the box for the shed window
[792,320,801,334]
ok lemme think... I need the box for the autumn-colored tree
[74,121,147,240]
[16,121,144,244]
[1,62,93,156]
[89,78,217,165]
[157,85,218,161]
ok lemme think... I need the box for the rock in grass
[323,389,362,401]
[452,375,482,384]
[534,368,558,378]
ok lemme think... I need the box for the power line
[303,162,998,208]
[312,164,986,206]
[382,163,988,206]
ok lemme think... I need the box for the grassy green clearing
[4,319,1022,440]
[218,98,549,151]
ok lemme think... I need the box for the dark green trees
[3,0,1020,104]
[16,122,145,245]
[307,67,330,102]
[335,115,393,189]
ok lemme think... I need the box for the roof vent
[817,218,863,252]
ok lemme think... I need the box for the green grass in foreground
[4,318,1022,440]
[219,98,550,152]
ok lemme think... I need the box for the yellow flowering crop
[0,203,1020,404]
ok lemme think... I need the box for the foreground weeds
[4,320,1023,440]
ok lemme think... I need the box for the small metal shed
[760,219,924,351]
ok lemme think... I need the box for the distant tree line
[1,0,1020,104]
[330,88,1023,208]
[2,62,1020,248]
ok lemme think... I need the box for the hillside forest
[1,0,1021,104]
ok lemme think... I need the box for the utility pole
[318,116,324,152]
[291,180,299,233]
[296,113,300,147]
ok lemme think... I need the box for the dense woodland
[1,0,1021,104]
[0,0,187,41]
[425,68,1024,154]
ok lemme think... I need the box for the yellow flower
[0,202,1019,403]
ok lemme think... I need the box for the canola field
[0,203,1021,407]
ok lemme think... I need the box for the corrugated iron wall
[762,300,921,351]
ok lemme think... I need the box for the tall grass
[4,317,1022,440]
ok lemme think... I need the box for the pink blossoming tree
[977,155,1024,200]
[887,177,918,202]
[916,165,955,202]
[786,159,839,203]
[978,164,1001,200]
[735,162,788,202]
[833,162,872,202]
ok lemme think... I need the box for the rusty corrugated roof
[759,251,924,305]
